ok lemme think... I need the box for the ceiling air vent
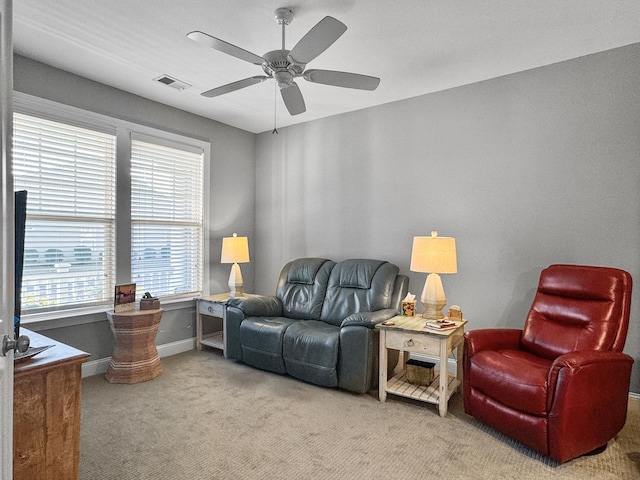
[153,75,191,91]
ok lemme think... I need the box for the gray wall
[13,43,640,394]
[13,55,256,358]
[254,43,640,393]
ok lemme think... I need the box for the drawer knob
[208,306,213,313]
[406,339,414,347]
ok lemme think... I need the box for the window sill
[20,296,198,330]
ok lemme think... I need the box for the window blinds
[12,113,116,311]
[130,137,203,299]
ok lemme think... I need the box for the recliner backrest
[521,264,632,359]
[320,259,400,326]
[276,258,336,320]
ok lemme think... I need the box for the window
[12,98,208,318]
[12,113,116,311]
[130,136,204,298]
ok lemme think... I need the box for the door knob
[2,334,30,356]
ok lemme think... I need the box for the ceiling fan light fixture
[274,71,293,89]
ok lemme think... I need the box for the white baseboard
[81,337,197,378]
[409,353,456,373]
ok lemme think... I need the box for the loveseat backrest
[521,264,632,359]
[276,258,336,320]
[320,259,400,326]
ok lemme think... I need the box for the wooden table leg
[379,329,387,402]
[196,304,203,351]
[456,339,464,393]
[439,339,448,417]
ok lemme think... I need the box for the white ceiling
[12,0,640,134]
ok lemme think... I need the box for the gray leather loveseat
[226,257,409,393]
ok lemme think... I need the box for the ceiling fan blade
[303,69,380,91]
[280,82,306,116]
[288,16,347,65]
[201,76,269,98]
[187,31,264,65]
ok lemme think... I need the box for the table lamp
[221,233,250,297]
[410,231,457,320]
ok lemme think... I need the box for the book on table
[424,320,458,331]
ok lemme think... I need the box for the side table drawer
[198,300,225,317]
[385,330,441,356]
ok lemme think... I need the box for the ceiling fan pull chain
[272,82,279,134]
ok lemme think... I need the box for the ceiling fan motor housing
[262,50,305,88]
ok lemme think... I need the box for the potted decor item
[140,292,160,310]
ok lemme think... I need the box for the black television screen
[15,190,27,339]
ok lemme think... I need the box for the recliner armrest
[340,309,398,329]
[227,295,283,317]
[548,349,634,395]
[464,328,522,356]
[545,349,634,453]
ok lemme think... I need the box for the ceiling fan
[187,7,380,116]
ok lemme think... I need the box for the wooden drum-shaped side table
[106,308,163,384]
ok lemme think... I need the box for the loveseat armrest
[340,309,398,329]
[225,296,283,361]
[464,328,522,357]
[227,295,283,317]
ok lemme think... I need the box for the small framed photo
[114,283,136,312]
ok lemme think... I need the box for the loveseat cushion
[283,320,340,387]
[240,317,298,374]
[276,258,336,320]
[320,260,399,326]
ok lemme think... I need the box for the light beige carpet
[80,350,640,479]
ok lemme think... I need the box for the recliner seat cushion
[283,320,340,387]
[240,316,298,374]
[469,349,552,416]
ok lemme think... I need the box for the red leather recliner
[463,264,633,463]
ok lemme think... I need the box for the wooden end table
[105,308,163,384]
[376,315,466,417]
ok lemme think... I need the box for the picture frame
[114,283,136,312]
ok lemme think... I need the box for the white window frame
[13,111,117,313]
[13,93,210,326]
[130,132,204,300]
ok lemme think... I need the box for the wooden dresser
[13,328,89,480]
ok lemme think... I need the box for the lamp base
[228,286,244,298]
[421,303,445,320]
[421,273,446,320]
[228,263,245,298]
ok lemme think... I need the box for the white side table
[196,293,232,356]
[376,315,467,417]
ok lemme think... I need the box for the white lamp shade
[410,234,457,274]
[221,233,250,264]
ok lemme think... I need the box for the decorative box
[140,297,160,310]
[405,359,435,386]
[401,300,416,316]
